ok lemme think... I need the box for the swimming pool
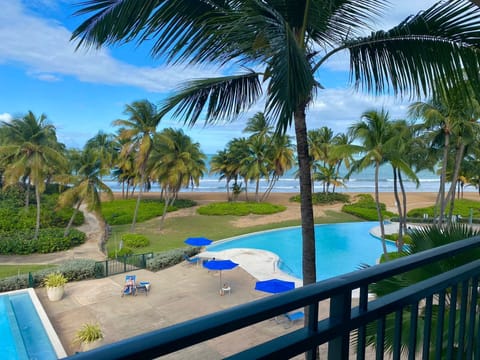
[207,222,397,281]
[0,289,66,359]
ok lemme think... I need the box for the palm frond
[160,71,262,125]
[343,0,480,97]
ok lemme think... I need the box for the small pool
[0,289,66,359]
[207,222,397,281]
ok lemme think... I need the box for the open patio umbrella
[203,259,239,292]
[184,237,213,246]
[255,278,295,294]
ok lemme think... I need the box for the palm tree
[149,128,206,224]
[349,109,394,257]
[57,149,113,236]
[210,150,234,201]
[84,131,117,179]
[0,111,66,239]
[72,0,480,320]
[113,100,161,231]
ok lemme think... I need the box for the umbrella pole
[219,271,222,293]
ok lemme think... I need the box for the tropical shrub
[0,259,98,292]
[290,192,350,205]
[147,247,199,271]
[74,323,103,344]
[101,199,196,225]
[407,199,480,219]
[122,233,150,248]
[342,194,396,220]
[197,202,286,216]
[108,247,134,259]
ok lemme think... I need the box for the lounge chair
[284,311,304,328]
[136,281,151,296]
[121,275,136,297]
[183,254,201,266]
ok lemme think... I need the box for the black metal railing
[68,236,480,359]
[94,253,153,278]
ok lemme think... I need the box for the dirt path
[0,205,105,265]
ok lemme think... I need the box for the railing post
[28,272,33,288]
[105,260,109,277]
[305,303,319,360]
[328,290,352,360]
[124,256,127,272]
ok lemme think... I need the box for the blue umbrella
[184,237,213,246]
[203,260,239,291]
[255,278,295,294]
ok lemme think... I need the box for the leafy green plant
[147,247,199,271]
[122,233,150,248]
[197,202,285,216]
[290,192,350,205]
[101,199,196,225]
[74,323,103,344]
[342,194,396,220]
[43,272,68,287]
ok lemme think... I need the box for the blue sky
[0,0,438,153]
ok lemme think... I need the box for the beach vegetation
[113,100,162,232]
[342,194,396,221]
[101,198,195,225]
[147,247,200,272]
[290,192,349,205]
[197,202,286,216]
[0,111,67,239]
[121,233,149,248]
[148,128,207,227]
[407,198,480,220]
[0,228,85,255]
[57,148,113,237]
[363,224,480,356]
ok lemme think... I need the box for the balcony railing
[68,235,480,359]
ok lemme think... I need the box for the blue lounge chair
[183,254,201,266]
[284,311,304,328]
[121,275,136,297]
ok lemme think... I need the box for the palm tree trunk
[436,132,450,225]
[131,171,145,232]
[392,167,404,251]
[398,171,408,232]
[374,162,388,257]
[255,178,260,202]
[445,142,465,223]
[25,179,31,209]
[34,185,41,240]
[64,200,82,237]
[294,107,316,285]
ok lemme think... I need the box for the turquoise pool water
[0,291,58,359]
[207,222,397,281]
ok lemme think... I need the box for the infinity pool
[0,289,66,359]
[207,222,397,281]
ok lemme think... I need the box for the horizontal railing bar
[68,236,480,359]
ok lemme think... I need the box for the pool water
[0,290,60,359]
[207,222,397,281]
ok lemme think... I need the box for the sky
[0,0,439,153]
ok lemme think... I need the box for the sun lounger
[121,275,136,297]
[284,311,304,328]
[136,281,151,295]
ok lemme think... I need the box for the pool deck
[36,263,342,358]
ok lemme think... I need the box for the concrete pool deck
[35,262,331,358]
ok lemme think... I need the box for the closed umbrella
[184,237,213,246]
[255,278,295,294]
[203,259,239,292]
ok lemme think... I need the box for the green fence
[94,253,153,278]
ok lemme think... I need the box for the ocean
[104,158,476,194]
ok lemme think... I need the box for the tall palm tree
[0,111,66,239]
[210,150,234,201]
[57,149,113,236]
[84,131,117,179]
[72,0,480,310]
[349,109,394,256]
[149,128,206,224]
[113,100,161,231]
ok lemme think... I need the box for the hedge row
[0,229,86,255]
[0,259,98,292]
[197,202,286,216]
[342,194,396,221]
[146,247,199,272]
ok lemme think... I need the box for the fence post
[124,256,127,272]
[142,254,146,268]
[105,260,109,277]
[328,291,352,359]
[28,272,34,288]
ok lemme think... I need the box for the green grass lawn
[107,208,360,254]
[0,264,57,279]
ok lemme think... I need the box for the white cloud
[0,1,221,93]
[0,112,13,122]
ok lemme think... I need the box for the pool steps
[0,296,29,359]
